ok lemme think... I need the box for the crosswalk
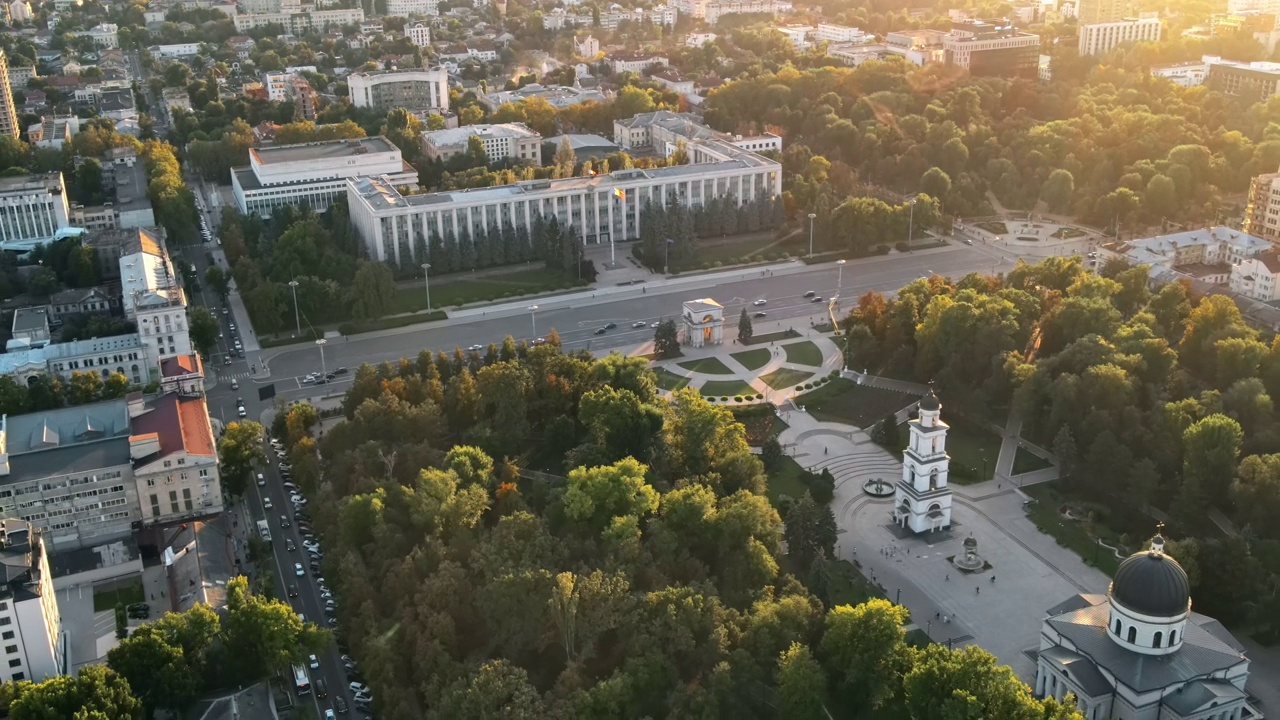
[218,371,254,381]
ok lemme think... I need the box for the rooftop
[1121,226,1270,265]
[249,136,397,166]
[12,307,50,334]
[130,393,216,460]
[422,123,541,148]
[160,354,201,378]
[0,333,143,375]
[0,172,64,195]
[544,134,621,151]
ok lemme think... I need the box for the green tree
[563,457,660,531]
[1182,414,1243,507]
[783,492,837,569]
[737,308,753,343]
[187,306,219,359]
[901,645,1085,719]
[76,158,105,204]
[204,265,230,298]
[430,660,545,720]
[222,576,327,684]
[821,599,909,711]
[102,372,131,399]
[1230,454,1280,536]
[349,260,396,320]
[776,642,827,720]
[216,421,266,497]
[68,370,104,405]
[654,319,680,358]
[0,376,30,415]
[553,135,576,176]
[7,665,142,720]
[919,167,951,206]
[870,414,899,447]
[1039,168,1075,213]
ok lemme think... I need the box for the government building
[1035,529,1260,720]
[345,115,781,266]
[231,136,419,218]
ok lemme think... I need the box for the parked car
[349,683,370,696]
[126,603,149,619]
[334,697,348,714]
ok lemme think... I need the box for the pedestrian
[976,586,980,595]
[945,574,950,581]
[935,611,940,619]
[991,575,995,583]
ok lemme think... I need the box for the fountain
[952,533,986,572]
[863,477,894,497]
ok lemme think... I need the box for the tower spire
[1151,522,1166,554]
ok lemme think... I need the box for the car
[222,308,229,315]
[285,539,296,552]
[303,540,321,551]
[291,495,307,505]
[466,344,483,352]
[327,616,339,626]
[316,678,328,699]
[309,654,320,670]
[223,356,232,366]
[326,372,336,380]
[287,584,298,598]
[335,698,348,714]
[334,367,349,375]
[340,655,354,665]
[754,299,767,306]
[754,311,767,318]
[349,683,370,696]
[632,320,647,328]
[283,482,298,492]
[230,379,239,390]
[256,473,265,486]
[964,238,974,245]
[280,514,291,528]
[237,405,247,418]
[294,563,304,577]
[803,290,816,298]
[594,327,607,335]
[229,323,236,331]
[353,692,372,704]
[651,321,660,328]
[604,322,617,330]
[324,710,336,720]
[811,296,824,303]
[126,603,150,619]
[263,497,273,510]
[302,376,317,385]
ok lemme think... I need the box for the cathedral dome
[1110,536,1190,618]
[919,389,941,412]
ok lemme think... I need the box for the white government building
[346,69,449,113]
[231,136,419,218]
[345,115,782,266]
[0,173,71,251]
[0,520,64,683]
[420,123,542,163]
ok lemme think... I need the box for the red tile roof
[131,394,216,459]
[160,354,202,378]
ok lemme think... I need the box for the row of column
[0,198,61,242]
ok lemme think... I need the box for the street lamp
[420,262,432,313]
[908,198,918,247]
[836,259,846,297]
[287,279,300,338]
[528,305,538,339]
[807,212,817,257]
[981,454,988,482]
[315,338,327,377]
[664,237,674,275]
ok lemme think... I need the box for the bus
[257,519,271,544]
[293,664,311,695]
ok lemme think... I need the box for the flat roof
[250,136,396,165]
[0,172,63,194]
[5,438,132,486]
[12,307,49,334]
[423,123,540,147]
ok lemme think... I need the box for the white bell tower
[892,386,954,534]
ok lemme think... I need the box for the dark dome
[1111,550,1190,617]
[919,390,941,412]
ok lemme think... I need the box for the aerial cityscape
[0,0,1278,716]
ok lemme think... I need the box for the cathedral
[892,386,954,534]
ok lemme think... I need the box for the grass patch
[975,221,1008,235]
[677,356,735,375]
[259,331,320,348]
[1051,227,1087,239]
[802,378,916,429]
[1016,236,1040,242]
[825,558,881,607]
[765,456,810,508]
[338,311,448,336]
[783,341,824,367]
[761,367,812,390]
[93,581,145,612]
[731,348,771,371]
[944,421,1003,484]
[1022,484,1121,576]
[1013,446,1054,475]
[731,405,787,445]
[700,378,757,397]
[745,329,801,345]
[392,268,586,313]
[653,367,692,392]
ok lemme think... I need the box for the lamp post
[528,305,538,339]
[981,454,988,482]
[807,212,817,257]
[316,338,327,377]
[288,279,300,337]
[895,588,901,605]
[836,259,846,297]
[664,237,673,275]
[420,262,432,313]
[908,198,917,247]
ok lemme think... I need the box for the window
[1153,632,1162,648]
[2,632,13,641]
[7,659,19,668]
[1170,630,1177,645]
[1126,626,1136,644]
[1113,619,1121,635]
[147,479,156,487]
[4,645,15,655]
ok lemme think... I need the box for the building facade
[1078,14,1162,56]
[0,173,70,251]
[347,69,449,112]
[1243,170,1280,242]
[1230,249,1280,300]
[0,520,63,683]
[944,19,1040,78]
[404,21,432,47]
[0,50,19,139]
[670,0,790,23]
[119,228,192,373]
[1076,0,1139,23]
[232,8,364,33]
[421,123,542,163]
[1207,59,1280,105]
[608,52,669,74]
[814,23,874,43]
[892,388,954,534]
[231,136,419,218]
[387,0,438,15]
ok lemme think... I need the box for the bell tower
[892,385,954,534]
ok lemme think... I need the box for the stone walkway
[651,329,844,403]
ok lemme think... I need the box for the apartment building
[347,68,449,112]
[1076,0,1139,23]
[0,173,70,251]
[0,520,63,683]
[1231,249,1280,299]
[232,136,419,217]
[943,19,1040,79]
[421,123,542,163]
[0,50,23,139]
[347,113,782,265]
[233,8,363,33]
[608,52,668,74]
[387,0,438,15]
[814,24,874,43]
[670,0,791,24]
[1244,170,1280,242]
[1078,14,1162,56]
[119,228,192,372]
[404,22,432,47]
[1206,59,1280,105]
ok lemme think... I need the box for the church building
[1035,529,1259,720]
[892,386,954,533]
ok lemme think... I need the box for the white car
[309,654,320,669]
[466,344,483,352]
[263,497,273,510]
[301,376,316,385]
[237,405,247,418]
[294,563,304,577]
[754,299,767,306]
[632,321,647,328]
[303,540,321,552]
[256,473,265,487]
[349,682,369,695]
[650,321,660,328]
[290,494,307,505]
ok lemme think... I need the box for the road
[255,242,1008,399]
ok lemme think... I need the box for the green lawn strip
[700,379,757,397]
[1012,445,1054,475]
[803,378,916,429]
[338,311,448,336]
[975,221,1008,235]
[731,348,771,371]
[745,329,802,345]
[392,268,585,313]
[653,367,693,391]
[760,367,812,390]
[943,421,1002,484]
[765,456,810,508]
[782,341,824,367]
[1022,484,1120,576]
[677,356,735,375]
[93,582,145,612]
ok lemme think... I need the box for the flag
[613,188,626,200]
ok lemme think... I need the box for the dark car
[811,296,824,303]
[315,678,328,699]
[754,311,767,318]
[287,584,298,598]
[334,367,349,375]
[334,698,348,714]
[803,290,816,298]
[604,322,617,330]
[280,514,291,528]
[126,603,150,619]
[594,327,607,335]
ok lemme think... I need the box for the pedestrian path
[651,329,844,403]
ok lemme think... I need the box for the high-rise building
[0,520,64,683]
[943,19,1040,79]
[1243,170,1280,242]
[1078,14,1162,56]
[1076,0,1139,24]
[0,50,20,138]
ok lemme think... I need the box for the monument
[681,298,724,348]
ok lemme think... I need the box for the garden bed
[700,379,757,397]
[761,367,812,390]
[1051,227,1088,239]
[677,356,735,375]
[974,221,1009,235]
[731,405,787,445]
[653,367,692,391]
[801,378,915,429]
[1012,446,1054,475]
[782,341,824,366]
[745,329,802,345]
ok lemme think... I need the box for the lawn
[732,406,788,444]
[761,367,812,390]
[1016,236,1040,242]
[653,367,692,391]
[765,456,809,508]
[1012,446,1054,475]
[783,341,824,367]
[1022,484,1121,576]
[1051,227,1087,239]
[392,268,586,313]
[93,581,145,612]
[974,221,1009,235]
[943,421,1003,484]
[731,348,772,371]
[677,356,735,375]
[803,378,916,429]
[745,329,801,345]
[700,379,757,397]
[825,558,881,607]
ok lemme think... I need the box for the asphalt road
[257,242,1008,394]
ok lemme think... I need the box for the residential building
[232,136,419,218]
[0,173,70,251]
[263,72,291,102]
[1151,57,1213,86]
[129,392,221,527]
[775,26,813,49]
[670,0,790,24]
[1244,170,1280,242]
[387,0,437,15]
[1077,13,1162,56]
[84,23,118,48]
[291,77,316,120]
[7,65,35,89]
[159,355,204,395]
[1206,58,1280,105]
[943,19,1040,79]
[119,228,191,373]
[1076,0,1139,23]
[346,112,782,264]
[814,23,874,44]
[404,22,432,47]
[7,0,32,22]
[70,160,155,231]
[613,110,782,155]
[1104,226,1270,287]
[479,83,607,111]
[651,69,695,96]
[9,308,50,350]
[543,4,676,30]
[1231,0,1280,11]
[576,35,600,57]
[347,68,449,112]
[150,43,200,58]
[0,50,19,139]
[685,32,717,46]
[0,520,64,682]
[47,287,117,326]
[160,87,192,112]
[1231,248,1280,299]
[227,35,256,58]
[1034,531,1258,720]
[421,123,542,163]
[608,52,668,74]
[233,8,364,33]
